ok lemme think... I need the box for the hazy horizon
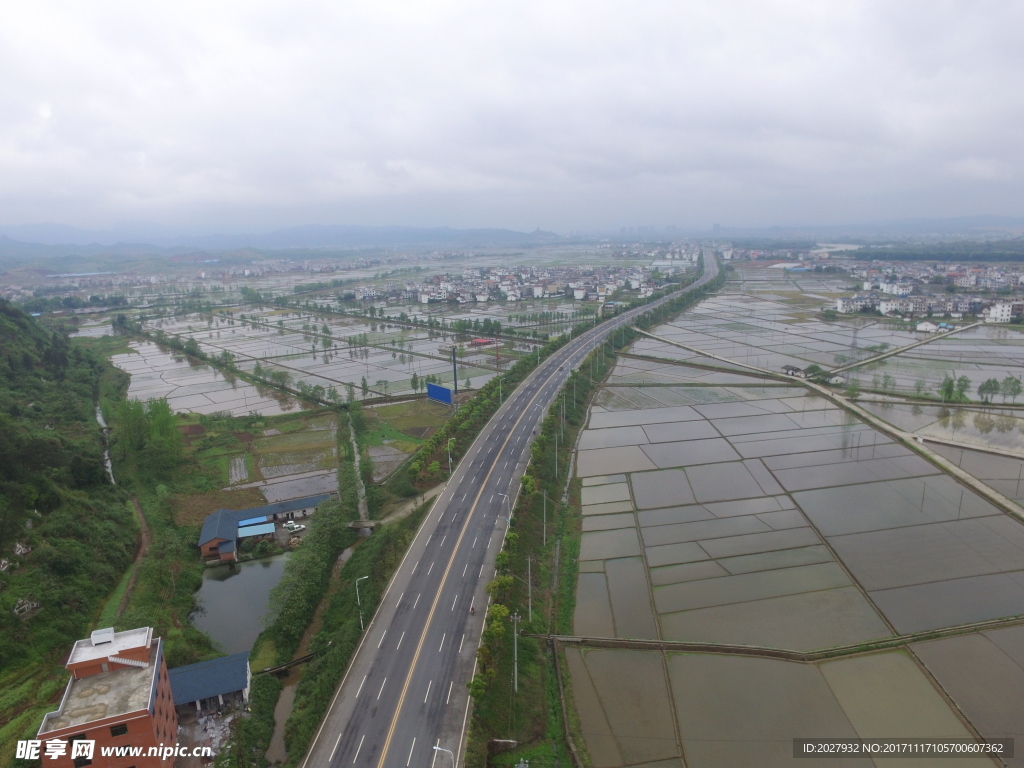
[2,2,1023,234]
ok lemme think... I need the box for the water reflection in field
[567,294,1024,766]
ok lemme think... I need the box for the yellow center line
[372,275,703,766]
[374,355,571,768]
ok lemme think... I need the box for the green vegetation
[939,373,973,403]
[978,378,1001,403]
[851,239,1024,262]
[229,674,283,768]
[261,497,358,663]
[1003,376,1023,403]
[0,300,140,765]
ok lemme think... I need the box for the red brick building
[37,627,177,768]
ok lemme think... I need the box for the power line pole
[527,557,532,624]
[452,346,458,396]
[512,611,520,693]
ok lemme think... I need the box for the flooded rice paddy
[635,292,1024,400]
[112,341,305,416]
[568,290,1024,767]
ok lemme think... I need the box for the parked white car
[283,521,306,532]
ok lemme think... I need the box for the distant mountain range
[699,217,1024,244]
[0,223,563,251]
[1,217,1022,260]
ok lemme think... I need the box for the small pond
[191,553,291,654]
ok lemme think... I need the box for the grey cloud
[0,0,1022,233]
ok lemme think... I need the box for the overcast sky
[1,1,1022,234]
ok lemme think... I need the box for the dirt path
[116,498,151,620]
[375,482,447,527]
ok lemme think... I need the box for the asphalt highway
[301,256,719,768]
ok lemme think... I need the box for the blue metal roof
[238,523,275,538]
[198,509,248,546]
[169,652,250,705]
[198,494,331,546]
[238,516,268,527]
[217,540,235,553]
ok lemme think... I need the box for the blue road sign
[427,383,453,404]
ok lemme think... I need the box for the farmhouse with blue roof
[198,494,331,562]
[168,652,251,714]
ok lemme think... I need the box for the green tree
[146,398,182,467]
[939,374,957,403]
[410,371,419,392]
[467,673,488,699]
[485,575,514,603]
[116,398,148,452]
[845,378,861,399]
[978,378,1001,403]
[881,374,896,394]
[914,378,927,397]
[483,604,510,646]
[1001,376,1023,403]
[955,375,972,402]
[803,364,825,381]
[360,376,369,396]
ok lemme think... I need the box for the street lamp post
[432,746,455,768]
[447,438,456,476]
[355,575,369,631]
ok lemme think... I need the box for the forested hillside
[0,299,136,669]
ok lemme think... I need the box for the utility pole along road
[301,257,719,768]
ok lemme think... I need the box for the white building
[837,296,874,314]
[880,282,912,296]
[987,303,1014,323]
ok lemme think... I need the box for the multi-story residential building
[879,282,913,296]
[837,296,875,313]
[987,302,1016,323]
[37,627,177,768]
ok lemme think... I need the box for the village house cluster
[356,261,692,305]
[835,263,1024,321]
